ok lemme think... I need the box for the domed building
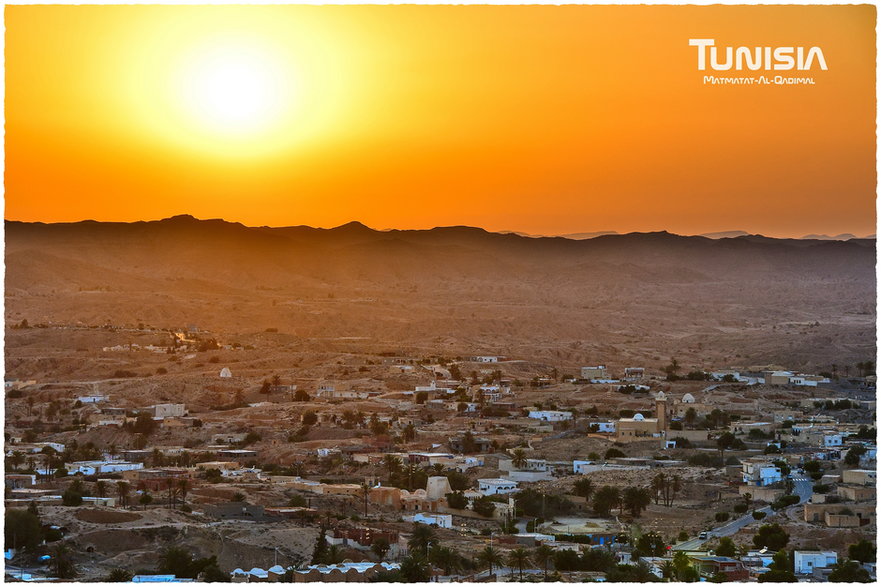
[616,392,669,443]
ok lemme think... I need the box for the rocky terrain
[5,215,876,376]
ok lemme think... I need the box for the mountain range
[5,215,876,371]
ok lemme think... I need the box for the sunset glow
[4,5,876,237]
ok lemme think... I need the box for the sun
[121,18,358,159]
[176,41,294,136]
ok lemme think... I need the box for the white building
[77,395,109,404]
[573,460,595,474]
[219,368,232,378]
[793,551,838,575]
[477,478,519,496]
[472,356,499,363]
[581,365,607,379]
[65,461,144,476]
[588,421,616,433]
[823,434,843,448]
[528,410,573,422]
[623,367,645,381]
[742,461,783,487]
[409,512,453,529]
[151,404,186,419]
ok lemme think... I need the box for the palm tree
[511,448,528,470]
[383,455,402,479]
[116,481,130,509]
[403,463,419,491]
[95,480,107,498]
[668,475,682,507]
[651,473,666,505]
[402,423,417,443]
[9,451,25,471]
[165,478,177,509]
[430,463,445,475]
[408,524,435,556]
[477,546,503,578]
[325,544,343,564]
[743,492,753,511]
[507,548,531,580]
[429,545,461,576]
[177,479,189,506]
[534,544,554,580]
[360,481,371,517]
[50,542,76,579]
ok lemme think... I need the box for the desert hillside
[5,216,876,373]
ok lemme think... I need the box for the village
[3,325,877,583]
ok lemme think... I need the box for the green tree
[753,524,789,550]
[511,448,528,470]
[828,560,871,582]
[716,537,737,558]
[130,412,158,435]
[849,540,876,564]
[116,481,131,509]
[402,423,417,443]
[429,545,462,576]
[507,548,531,581]
[446,491,468,509]
[311,526,328,564]
[104,569,133,582]
[158,546,194,577]
[716,432,739,464]
[62,483,84,506]
[408,523,435,555]
[634,532,667,558]
[50,542,77,579]
[673,551,699,582]
[383,455,402,479]
[399,552,432,582]
[663,358,681,381]
[5,509,42,551]
[9,451,25,471]
[460,430,478,454]
[758,550,796,582]
[371,537,390,560]
[477,546,503,577]
[623,486,652,517]
[845,446,867,467]
[592,486,621,516]
[534,544,554,580]
[573,478,594,500]
[472,495,496,517]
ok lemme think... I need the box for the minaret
[655,391,668,432]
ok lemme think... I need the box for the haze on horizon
[4,5,876,238]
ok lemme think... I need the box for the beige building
[616,392,668,442]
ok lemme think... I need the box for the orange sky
[5,5,876,237]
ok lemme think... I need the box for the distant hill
[699,230,750,239]
[801,233,859,241]
[5,216,876,370]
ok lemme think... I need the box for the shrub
[604,448,626,459]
